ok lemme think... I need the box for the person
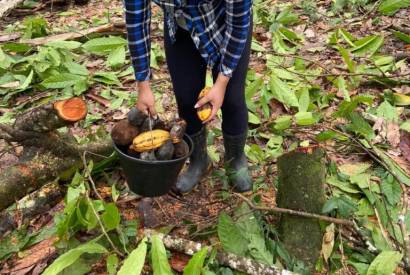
[124,0,253,193]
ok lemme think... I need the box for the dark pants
[164,23,252,136]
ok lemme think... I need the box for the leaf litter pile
[0,0,410,274]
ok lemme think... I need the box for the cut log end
[53,97,87,122]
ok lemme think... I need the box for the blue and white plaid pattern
[124,0,252,81]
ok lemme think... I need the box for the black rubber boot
[223,131,252,192]
[176,127,210,193]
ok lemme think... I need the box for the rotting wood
[0,0,25,18]
[0,181,62,236]
[144,230,293,275]
[0,97,114,211]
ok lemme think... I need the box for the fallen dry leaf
[169,252,190,272]
[399,130,410,162]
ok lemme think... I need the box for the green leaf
[217,212,248,256]
[327,176,361,194]
[106,254,119,275]
[46,40,82,49]
[101,203,120,231]
[107,46,126,68]
[275,7,299,25]
[41,73,85,89]
[111,184,119,203]
[64,61,89,76]
[380,176,401,206]
[393,31,410,44]
[351,35,384,56]
[339,29,356,47]
[337,46,355,73]
[393,93,410,106]
[245,78,263,102]
[118,238,147,275]
[19,70,33,90]
[251,39,266,52]
[183,247,208,275]
[346,112,375,140]
[298,88,310,112]
[2,42,32,53]
[367,251,402,275]
[316,130,338,141]
[400,120,410,132]
[376,101,399,122]
[82,36,127,55]
[274,115,292,130]
[295,111,317,126]
[372,146,410,186]
[378,0,410,15]
[151,235,173,275]
[334,95,374,118]
[93,72,121,86]
[335,76,350,101]
[248,112,261,125]
[269,74,299,108]
[42,242,107,275]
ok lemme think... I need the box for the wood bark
[0,0,25,18]
[276,147,326,271]
[0,97,114,211]
[0,181,62,236]
[144,230,293,275]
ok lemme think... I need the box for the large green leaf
[401,120,410,132]
[393,31,410,44]
[380,176,401,206]
[151,235,173,275]
[107,46,126,68]
[217,212,248,256]
[269,74,299,108]
[93,72,121,86]
[41,73,85,89]
[183,247,208,275]
[42,242,107,275]
[82,36,127,55]
[118,238,147,275]
[351,35,384,56]
[367,251,402,275]
[372,146,410,186]
[101,203,120,231]
[46,40,82,50]
[378,0,410,15]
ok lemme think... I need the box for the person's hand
[195,74,229,123]
[136,81,157,116]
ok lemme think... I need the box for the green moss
[277,148,326,270]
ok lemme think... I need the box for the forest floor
[0,0,410,274]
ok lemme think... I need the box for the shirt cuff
[134,69,151,82]
[218,63,234,78]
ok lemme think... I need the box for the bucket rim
[113,134,193,164]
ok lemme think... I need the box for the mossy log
[0,181,63,236]
[277,147,326,270]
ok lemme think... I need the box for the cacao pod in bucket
[113,134,193,197]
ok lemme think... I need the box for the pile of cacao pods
[111,107,189,161]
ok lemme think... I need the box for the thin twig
[82,152,104,201]
[234,193,353,226]
[85,191,123,256]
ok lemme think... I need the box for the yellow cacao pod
[132,130,170,152]
[197,87,212,122]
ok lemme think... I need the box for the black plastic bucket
[113,134,193,197]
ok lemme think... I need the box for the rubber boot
[176,127,210,193]
[223,131,252,192]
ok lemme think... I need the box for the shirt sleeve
[124,0,152,81]
[219,0,252,77]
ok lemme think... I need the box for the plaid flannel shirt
[124,0,252,81]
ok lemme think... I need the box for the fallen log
[276,147,326,271]
[20,21,126,46]
[0,181,62,236]
[0,97,114,211]
[144,230,293,275]
[0,0,25,18]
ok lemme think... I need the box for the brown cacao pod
[128,107,147,127]
[132,129,170,152]
[155,140,175,160]
[170,119,187,143]
[140,117,158,132]
[174,140,189,158]
[197,87,212,122]
[111,119,140,146]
